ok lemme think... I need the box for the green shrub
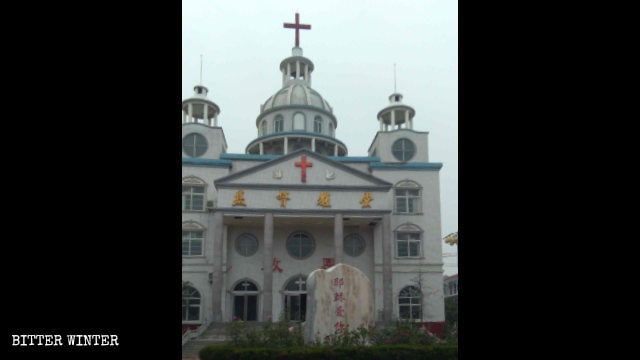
[200,344,458,360]
[229,318,304,348]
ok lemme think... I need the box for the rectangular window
[396,232,421,258]
[182,230,203,256]
[182,185,205,211]
[394,189,421,214]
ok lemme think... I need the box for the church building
[182,13,446,336]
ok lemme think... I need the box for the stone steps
[181,322,277,359]
[182,323,230,359]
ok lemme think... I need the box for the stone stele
[303,263,374,344]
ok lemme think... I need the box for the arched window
[274,115,284,133]
[183,133,208,157]
[329,122,334,136]
[286,231,315,260]
[394,223,422,258]
[398,285,422,320]
[261,120,267,136]
[182,176,207,212]
[314,116,323,133]
[394,180,422,214]
[232,279,259,321]
[283,274,307,321]
[182,285,201,321]
[182,221,205,256]
[293,112,305,130]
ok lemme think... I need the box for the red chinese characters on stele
[333,276,345,332]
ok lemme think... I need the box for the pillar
[381,213,392,322]
[211,212,224,322]
[204,103,209,126]
[262,213,274,321]
[334,213,344,264]
[391,110,396,129]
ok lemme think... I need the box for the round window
[343,233,366,257]
[391,138,415,161]
[183,133,208,157]
[235,234,259,257]
[286,231,315,260]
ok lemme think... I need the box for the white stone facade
[182,24,445,332]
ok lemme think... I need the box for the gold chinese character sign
[317,192,331,208]
[276,191,290,208]
[232,190,246,207]
[360,192,373,208]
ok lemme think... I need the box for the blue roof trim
[246,132,347,147]
[182,158,232,167]
[369,162,443,171]
[219,153,381,163]
[329,156,381,163]
[220,153,280,161]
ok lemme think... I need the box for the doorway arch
[231,279,259,321]
[283,274,307,321]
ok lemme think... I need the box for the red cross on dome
[283,12,311,48]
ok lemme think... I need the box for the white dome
[261,82,333,114]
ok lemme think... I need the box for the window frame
[182,285,202,322]
[182,229,204,257]
[398,285,422,321]
[394,223,423,259]
[183,133,208,157]
[261,119,267,136]
[283,274,308,322]
[343,233,366,257]
[314,116,323,133]
[391,138,416,161]
[286,231,315,260]
[182,185,206,212]
[274,115,284,133]
[293,112,306,131]
[235,233,259,257]
[394,180,422,214]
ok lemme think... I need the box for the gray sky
[182,0,458,275]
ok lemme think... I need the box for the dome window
[261,120,267,136]
[274,115,284,133]
[293,113,305,130]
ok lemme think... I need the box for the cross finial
[200,54,203,84]
[283,12,311,48]
[394,63,397,93]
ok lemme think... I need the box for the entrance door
[283,274,307,321]
[233,280,258,321]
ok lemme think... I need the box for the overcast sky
[182,0,458,275]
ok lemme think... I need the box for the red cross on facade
[294,155,313,183]
[283,12,311,48]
